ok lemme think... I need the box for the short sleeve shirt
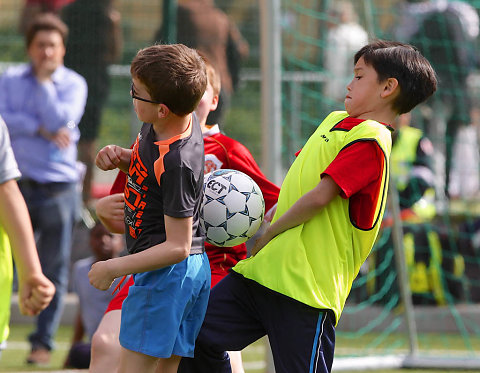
[0,118,21,184]
[323,140,385,230]
[124,115,205,254]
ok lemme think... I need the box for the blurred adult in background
[18,0,75,34]
[154,0,249,125]
[393,0,479,199]
[62,0,123,206]
[0,13,87,365]
[323,1,368,106]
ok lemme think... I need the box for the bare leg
[89,310,122,373]
[118,346,158,373]
[156,354,182,373]
[228,351,245,373]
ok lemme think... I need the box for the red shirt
[202,125,280,285]
[297,117,389,230]
[326,117,389,229]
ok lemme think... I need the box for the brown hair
[25,13,68,48]
[203,57,221,96]
[130,44,207,116]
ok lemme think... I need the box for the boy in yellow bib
[179,40,437,373]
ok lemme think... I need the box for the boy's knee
[91,329,120,356]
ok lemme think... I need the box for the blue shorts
[119,252,211,358]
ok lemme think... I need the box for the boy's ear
[381,78,399,99]
[158,103,170,119]
[211,94,219,112]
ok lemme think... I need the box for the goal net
[279,0,480,370]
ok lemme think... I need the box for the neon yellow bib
[234,111,392,324]
[0,226,12,343]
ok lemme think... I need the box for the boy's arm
[0,179,55,315]
[0,74,42,137]
[89,215,192,290]
[251,175,340,256]
[95,193,126,234]
[96,145,132,173]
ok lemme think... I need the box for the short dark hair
[130,44,207,116]
[354,39,437,114]
[25,13,68,48]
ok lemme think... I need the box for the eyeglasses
[130,83,161,104]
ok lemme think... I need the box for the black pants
[179,273,335,373]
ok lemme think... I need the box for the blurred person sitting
[64,221,124,369]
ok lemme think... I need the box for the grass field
[0,324,266,373]
[2,324,479,372]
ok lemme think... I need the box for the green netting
[2,0,480,370]
[279,0,480,367]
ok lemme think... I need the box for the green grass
[1,324,267,372]
[336,332,480,356]
[340,371,475,373]
[1,324,72,372]
[2,325,479,372]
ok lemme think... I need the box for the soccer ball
[200,169,265,247]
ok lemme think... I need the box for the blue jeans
[19,180,78,351]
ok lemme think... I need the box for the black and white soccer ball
[200,169,265,247]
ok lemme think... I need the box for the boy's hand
[38,127,71,148]
[251,229,274,256]
[18,273,55,316]
[95,145,126,171]
[96,193,125,222]
[89,260,116,291]
[264,203,277,223]
[96,193,126,234]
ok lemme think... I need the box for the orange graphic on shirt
[125,138,149,239]
[125,117,193,239]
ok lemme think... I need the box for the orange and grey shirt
[124,114,205,254]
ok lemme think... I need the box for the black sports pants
[178,272,336,373]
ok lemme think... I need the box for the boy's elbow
[311,191,330,210]
[173,243,190,262]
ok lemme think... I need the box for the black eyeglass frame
[130,83,162,104]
